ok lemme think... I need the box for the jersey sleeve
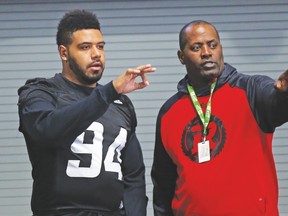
[118,95,147,215]
[18,81,119,147]
[121,133,148,216]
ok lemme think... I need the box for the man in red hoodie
[151,20,288,216]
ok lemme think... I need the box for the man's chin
[87,77,101,84]
[86,71,103,82]
[206,69,222,78]
[79,75,101,85]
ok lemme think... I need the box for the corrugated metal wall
[0,0,288,215]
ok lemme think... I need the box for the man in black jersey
[17,9,155,216]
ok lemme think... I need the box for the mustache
[87,60,103,68]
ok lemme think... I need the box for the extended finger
[141,67,157,73]
[136,64,152,71]
[136,64,156,73]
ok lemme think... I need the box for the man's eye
[209,42,217,49]
[97,44,105,50]
[191,45,200,51]
[81,45,90,50]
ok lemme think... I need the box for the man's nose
[201,45,212,58]
[91,46,101,59]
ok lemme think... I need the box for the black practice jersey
[18,73,147,216]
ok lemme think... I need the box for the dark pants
[33,209,126,216]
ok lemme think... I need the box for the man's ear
[58,45,68,61]
[177,50,185,65]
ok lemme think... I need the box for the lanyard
[187,79,217,141]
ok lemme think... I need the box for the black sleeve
[121,133,148,216]
[151,113,177,216]
[245,75,288,132]
[18,81,119,146]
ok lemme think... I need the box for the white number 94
[66,122,127,180]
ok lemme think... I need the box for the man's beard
[67,55,103,85]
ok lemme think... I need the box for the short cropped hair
[56,9,100,46]
[179,20,220,51]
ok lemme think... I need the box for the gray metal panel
[0,0,288,215]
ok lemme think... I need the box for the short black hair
[179,20,220,51]
[56,9,101,46]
